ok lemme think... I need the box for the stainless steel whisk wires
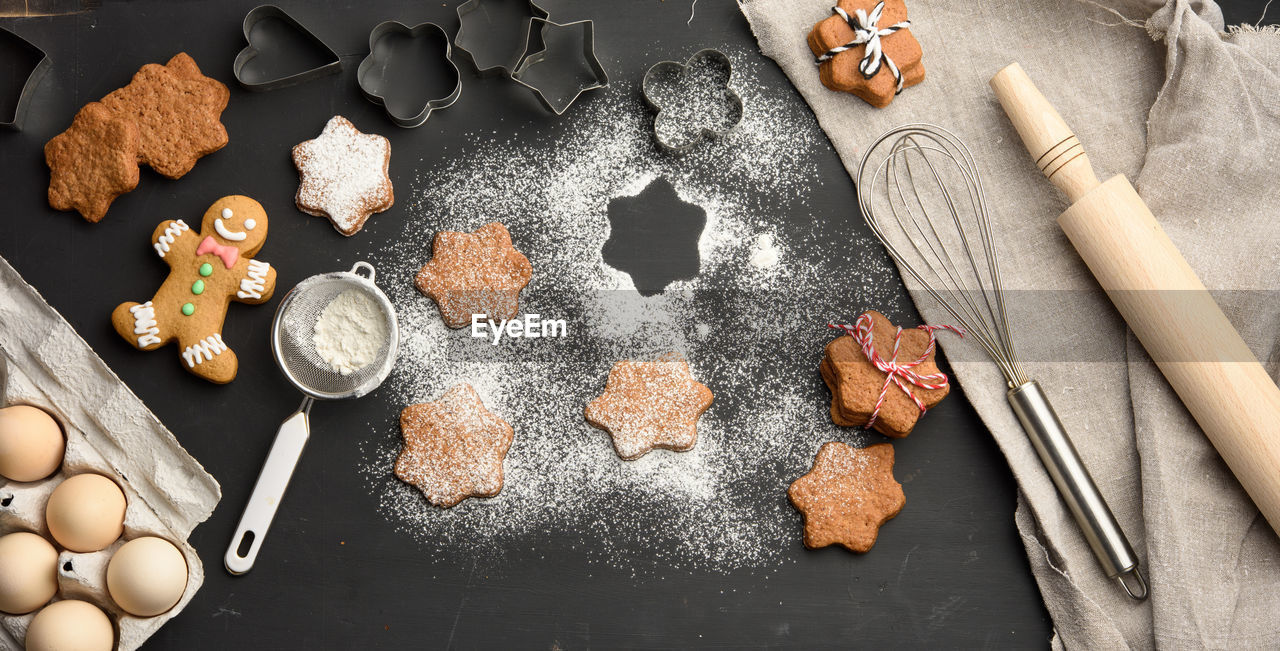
[854,123,1148,600]
[857,124,1027,388]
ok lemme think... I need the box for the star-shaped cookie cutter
[454,0,549,77]
[510,18,608,116]
[0,27,50,131]
[357,21,462,128]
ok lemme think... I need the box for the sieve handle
[225,398,313,575]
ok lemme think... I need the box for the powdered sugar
[354,48,908,573]
[312,289,388,375]
[293,116,394,235]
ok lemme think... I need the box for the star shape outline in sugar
[292,115,394,236]
[788,442,905,553]
[584,352,714,460]
[414,222,533,329]
[395,384,515,508]
[821,310,949,437]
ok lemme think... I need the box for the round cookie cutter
[357,21,462,128]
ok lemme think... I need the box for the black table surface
[0,1,1271,648]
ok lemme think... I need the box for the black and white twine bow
[815,2,912,93]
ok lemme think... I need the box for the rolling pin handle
[989,62,1101,203]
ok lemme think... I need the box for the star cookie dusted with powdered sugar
[415,222,533,329]
[585,353,714,460]
[788,442,904,553]
[292,115,394,236]
[395,384,514,508]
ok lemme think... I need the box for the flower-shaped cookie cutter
[510,18,608,116]
[357,21,462,128]
[0,27,50,131]
[642,49,744,154]
[233,5,343,91]
[454,0,549,77]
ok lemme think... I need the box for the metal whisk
[856,124,1147,600]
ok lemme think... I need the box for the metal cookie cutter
[642,49,743,154]
[0,27,50,131]
[357,21,462,128]
[233,5,343,91]
[454,0,548,77]
[510,17,608,116]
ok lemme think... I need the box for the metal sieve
[225,262,398,575]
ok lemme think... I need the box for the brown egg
[0,532,58,614]
[45,473,127,552]
[25,599,115,651]
[0,405,64,482]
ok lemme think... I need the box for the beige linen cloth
[740,0,1280,646]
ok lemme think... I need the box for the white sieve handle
[225,397,313,575]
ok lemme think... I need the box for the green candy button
[181,303,195,316]
[191,279,205,295]
[199,263,213,277]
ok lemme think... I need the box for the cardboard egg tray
[0,256,221,650]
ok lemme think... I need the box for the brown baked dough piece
[788,441,904,553]
[395,384,515,508]
[44,102,141,222]
[584,352,714,460]
[99,52,230,179]
[821,310,948,437]
[807,0,924,108]
[415,222,533,329]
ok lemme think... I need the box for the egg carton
[0,255,221,650]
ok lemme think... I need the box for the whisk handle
[989,63,1101,203]
[1008,381,1148,600]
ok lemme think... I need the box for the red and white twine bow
[814,1,913,93]
[828,313,963,429]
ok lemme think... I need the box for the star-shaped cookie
[415,222,533,329]
[788,442,904,553]
[584,353,714,460]
[44,102,140,222]
[292,115,394,236]
[808,0,924,108]
[821,310,949,437]
[100,52,230,178]
[395,384,514,508]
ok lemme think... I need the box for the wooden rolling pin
[989,62,1280,535]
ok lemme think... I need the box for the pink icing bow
[197,236,239,269]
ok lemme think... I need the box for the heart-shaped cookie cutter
[642,49,744,154]
[510,17,608,116]
[357,21,462,128]
[0,27,51,131]
[232,5,342,92]
[454,0,549,77]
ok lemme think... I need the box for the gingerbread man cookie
[808,0,924,108]
[822,310,950,437]
[292,116,394,236]
[112,196,277,384]
[415,222,533,329]
[395,384,515,508]
[788,442,904,553]
[584,353,714,460]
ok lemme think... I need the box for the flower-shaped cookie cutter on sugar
[510,18,608,116]
[642,49,744,154]
[0,27,50,131]
[357,21,462,128]
[233,5,343,91]
[454,0,549,77]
